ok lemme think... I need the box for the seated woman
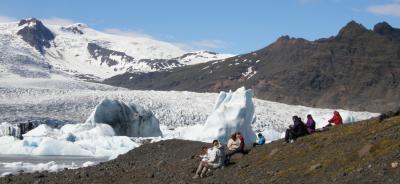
[305,114,316,134]
[285,116,308,143]
[253,133,266,147]
[193,140,224,179]
[225,133,242,163]
[322,111,343,130]
[327,111,343,126]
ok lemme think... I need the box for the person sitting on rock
[193,140,224,179]
[285,116,308,143]
[253,133,266,147]
[327,111,343,126]
[225,133,242,163]
[305,114,316,134]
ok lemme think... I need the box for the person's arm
[328,116,335,123]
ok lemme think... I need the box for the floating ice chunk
[82,161,95,167]
[0,161,79,174]
[31,138,92,156]
[85,99,162,137]
[1,172,12,177]
[0,122,139,158]
[197,87,257,144]
[23,124,60,137]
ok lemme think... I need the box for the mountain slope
[104,21,400,112]
[0,18,233,79]
[2,114,400,183]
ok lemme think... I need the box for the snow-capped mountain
[0,18,233,79]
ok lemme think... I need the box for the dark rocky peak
[373,21,400,42]
[87,43,135,67]
[61,23,88,35]
[267,35,309,50]
[17,18,55,54]
[374,21,393,33]
[336,20,368,39]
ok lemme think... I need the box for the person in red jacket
[236,132,245,152]
[328,111,343,126]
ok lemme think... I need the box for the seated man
[193,140,224,179]
[253,133,266,147]
[285,116,308,143]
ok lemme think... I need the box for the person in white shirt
[193,140,225,179]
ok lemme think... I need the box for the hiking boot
[192,175,200,179]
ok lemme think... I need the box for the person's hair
[230,133,237,141]
[212,140,219,145]
[258,133,263,137]
[201,145,208,150]
[237,132,242,135]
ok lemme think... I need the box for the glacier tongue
[85,98,162,137]
[197,87,257,144]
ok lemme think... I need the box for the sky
[0,0,400,54]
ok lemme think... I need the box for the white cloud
[103,29,225,51]
[42,17,76,26]
[103,28,155,39]
[0,16,17,23]
[367,3,400,17]
[192,40,226,49]
[173,40,227,52]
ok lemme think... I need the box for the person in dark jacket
[285,116,308,143]
[305,114,316,134]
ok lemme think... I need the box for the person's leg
[200,163,209,177]
[285,129,290,143]
[194,161,205,178]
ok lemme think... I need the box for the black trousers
[285,129,306,143]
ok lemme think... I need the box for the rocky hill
[2,113,400,184]
[104,21,400,112]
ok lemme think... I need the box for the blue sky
[0,0,400,54]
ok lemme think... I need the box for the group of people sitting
[193,111,343,179]
[193,132,266,178]
[284,111,343,143]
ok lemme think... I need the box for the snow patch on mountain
[0,19,234,79]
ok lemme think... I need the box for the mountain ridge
[104,20,400,112]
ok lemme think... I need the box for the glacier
[0,76,380,176]
[85,98,162,137]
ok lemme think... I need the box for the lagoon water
[0,155,108,176]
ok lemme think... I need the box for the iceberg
[85,99,162,137]
[0,123,139,158]
[196,87,257,144]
